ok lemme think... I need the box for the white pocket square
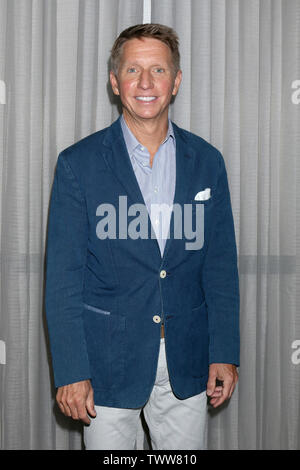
[194,188,211,201]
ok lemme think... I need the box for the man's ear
[110,71,120,96]
[172,69,182,96]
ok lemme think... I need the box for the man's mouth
[135,96,158,102]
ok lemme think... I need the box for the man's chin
[123,108,169,123]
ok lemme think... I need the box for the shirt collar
[120,114,175,157]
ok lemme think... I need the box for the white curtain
[152,0,300,449]
[0,0,144,450]
[1,0,300,449]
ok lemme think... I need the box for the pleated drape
[0,0,300,449]
[151,0,300,449]
[0,0,144,450]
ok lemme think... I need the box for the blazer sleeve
[201,150,240,366]
[45,152,91,387]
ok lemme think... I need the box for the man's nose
[138,70,154,89]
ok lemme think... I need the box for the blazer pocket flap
[83,303,110,315]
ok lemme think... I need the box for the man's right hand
[56,379,97,425]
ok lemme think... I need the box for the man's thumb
[86,392,97,417]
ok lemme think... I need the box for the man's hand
[56,379,97,424]
[206,363,238,408]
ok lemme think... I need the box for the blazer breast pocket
[191,196,213,211]
[190,186,214,211]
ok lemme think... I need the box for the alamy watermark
[95,196,204,250]
[291,80,300,104]
[291,340,300,365]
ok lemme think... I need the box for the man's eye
[154,68,164,73]
[127,68,137,73]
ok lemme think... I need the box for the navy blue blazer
[45,116,240,408]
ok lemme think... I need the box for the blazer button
[160,270,166,278]
[153,315,161,323]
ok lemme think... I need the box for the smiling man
[109,33,181,167]
[45,24,240,450]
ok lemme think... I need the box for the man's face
[110,37,182,123]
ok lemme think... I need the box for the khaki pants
[84,338,208,450]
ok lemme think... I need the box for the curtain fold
[0,0,299,449]
[152,0,300,450]
[0,0,144,450]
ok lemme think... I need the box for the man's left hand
[206,363,238,408]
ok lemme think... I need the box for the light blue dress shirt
[120,114,176,257]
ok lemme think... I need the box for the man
[45,23,239,450]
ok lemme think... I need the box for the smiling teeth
[136,96,156,101]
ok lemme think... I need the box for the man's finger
[210,379,232,407]
[77,404,91,425]
[86,392,97,419]
[206,371,217,396]
[208,386,223,399]
[56,390,71,417]
[221,378,232,400]
[67,398,80,420]
[60,401,72,417]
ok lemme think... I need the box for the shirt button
[140,146,144,151]
[153,315,161,323]
[160,270,166,278]
[154,187,158,193]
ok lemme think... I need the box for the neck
[122,110,169,152]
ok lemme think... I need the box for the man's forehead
[120,38,172,63]
[122,38,171,55]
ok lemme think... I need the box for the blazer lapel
[102,117,162,260]
[101,116,196,261]
[162,122,196,260]
[102,116,146,207]
[172,122,196,209]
